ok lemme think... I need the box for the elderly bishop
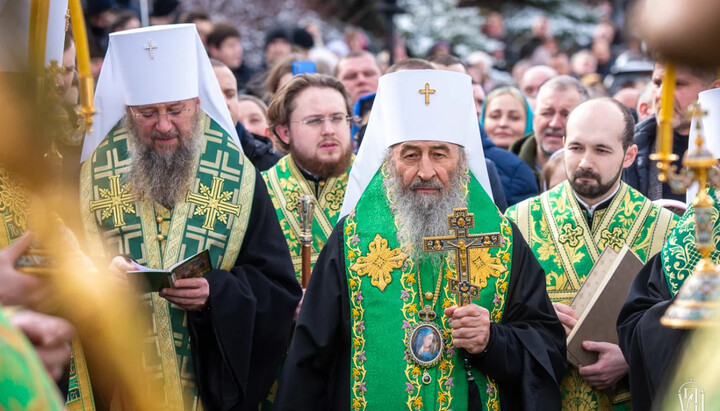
[275,70,566,410]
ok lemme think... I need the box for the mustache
[573,168,601,181]
[409,178,443,191]
[151,129,181,140]
[317,137,341,146]
[543,128,564,138]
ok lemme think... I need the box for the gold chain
[417,262,444,313]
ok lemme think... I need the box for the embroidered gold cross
[186,177,241,230]
[418,83,436,105]
[350,234,407,292]
[89,175,136,228]
[423,208,501,306]
[600,226,625,250]
[144,40,158,59]
[558,222,583,247]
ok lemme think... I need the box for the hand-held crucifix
[422,208,502,306]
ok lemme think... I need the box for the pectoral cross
[144,40,157,59]
[186,177,241,231]
[422,208,502,306]
[418,83,436,105]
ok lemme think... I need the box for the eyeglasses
[128,104,194,125]
[291,115,353,128]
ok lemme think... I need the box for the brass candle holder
[656,103,720,328]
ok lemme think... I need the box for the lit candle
[29,0,38,71]
[67,0,95,132]
[32,0,50,74]
[68,0,89,78]
[658,62,676,156]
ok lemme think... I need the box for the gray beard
[386,154,467,264]
[125,112,203,209]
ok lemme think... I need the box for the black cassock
[186,171,301,410]
[274,219,567,410]
[617,253,690,411]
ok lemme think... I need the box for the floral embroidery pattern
[345,211,368,411]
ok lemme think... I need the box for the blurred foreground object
[636,0,720,67]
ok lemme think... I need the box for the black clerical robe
[616,253,688,411]
[274,219,566,410]
[187,175,302,410]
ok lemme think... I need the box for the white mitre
[686,88,720,204]
[339,69,493,218]
[0,0,68,72]
[81,23,240,162]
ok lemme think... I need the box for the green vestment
[506,181,678,410]
[79,113,255,410]
[262,155,349,283]
[344,165,514,411]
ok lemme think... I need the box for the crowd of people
[3,0,720,410]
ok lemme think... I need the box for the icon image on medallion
[410,324,443,365]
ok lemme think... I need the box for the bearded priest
[79,24,301,410]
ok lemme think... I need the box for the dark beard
[291,139,353,179]
[125,112,203,209]
[386,153,467,263]
[570,165,622,199]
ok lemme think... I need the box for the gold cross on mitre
[687,102,708,146]
[186,177,241,230]
[144,40,158,59]
[418,83,436,105]
[89,175,136,228]
[422,208,502,306]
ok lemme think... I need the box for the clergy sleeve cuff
[468,321,496,360]
[465,322,521,382]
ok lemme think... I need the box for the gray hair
[537,75,590,102]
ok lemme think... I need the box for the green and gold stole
[505,181,678,410]
[662,186,720,295]
[262,155,349,283]
[0,306,64,410]
[0,166,96,410]
[79,113,255,411]
[344,165,513,411]
[0,166,28,246]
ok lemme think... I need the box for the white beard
[386,154,467,264]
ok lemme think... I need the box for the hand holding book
[125,250,212,295]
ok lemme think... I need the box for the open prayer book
[126,249,212,293]
[567,245,643,368]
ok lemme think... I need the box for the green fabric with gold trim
[0,165,96,411]
[0,166,29,247]
[662,186,720,296]
[0,306,63,410]
[79,112,255,411]
[344,165,513,411]
[262,154,350,283]
[505,180,678,411]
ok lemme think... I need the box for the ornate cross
[144,40,158,59]
[90,175,136,228]
[418,83,436,105]
[186,177,241,231]
[422,208,501,306]
[558,222,583,247]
